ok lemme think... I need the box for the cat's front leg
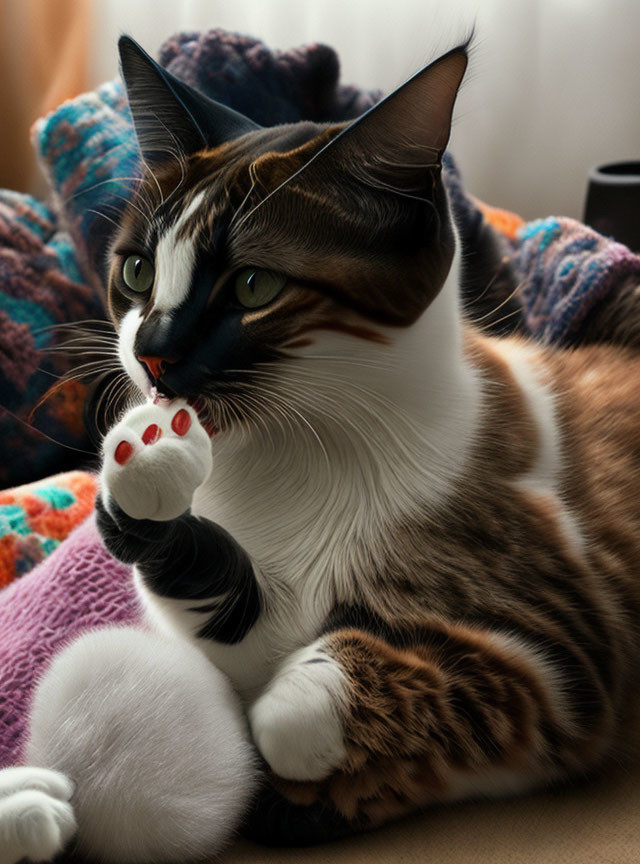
[248,617,586,843]
[97,400,261,643]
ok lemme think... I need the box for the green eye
[234,268,286,309]
[122,255,154,293]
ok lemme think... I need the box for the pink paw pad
[142,424,162,445]
[171,409,191,436]
[114,440,134,466]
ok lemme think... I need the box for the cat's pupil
[247,272,256,293]
[134,259,142,279]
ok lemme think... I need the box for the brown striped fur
[263,333,640,829]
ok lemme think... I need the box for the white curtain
[90,0,640,220]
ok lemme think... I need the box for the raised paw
[101,400,213,521]
[0,788,77,863]
[249,642,349,782]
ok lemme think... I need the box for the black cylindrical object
[584,161,640,252]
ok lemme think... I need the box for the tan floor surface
[56,761,639,863]
[223,763,640,864]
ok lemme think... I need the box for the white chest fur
[129,256,484,700]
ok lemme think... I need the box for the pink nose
[138,355,170,380]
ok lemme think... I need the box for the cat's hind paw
[0,766,74,803]
[0,787,77,863]
[101,400,213,521]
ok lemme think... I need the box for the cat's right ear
[118,36,260,167]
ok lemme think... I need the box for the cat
[2,32,640,862]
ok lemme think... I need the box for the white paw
[0,767,74,802]
[249,642,348,782]
[0,789,77,863]
[101,399,213,521]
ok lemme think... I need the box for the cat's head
[109,36,468,437]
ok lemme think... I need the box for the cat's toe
[101,400,213,521]
[0,789,77,863]
[0,767,74,802]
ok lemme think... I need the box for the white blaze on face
[152,192,205,313]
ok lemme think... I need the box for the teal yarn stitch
[34,486,76,510]
[0,506,29,538]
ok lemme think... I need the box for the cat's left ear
[302,42,469,197]
[118,35,260,167]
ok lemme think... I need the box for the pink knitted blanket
[0,516,140,767]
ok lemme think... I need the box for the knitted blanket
[0,192,103,488]
[3,27,640,774]
[0,471,96,589]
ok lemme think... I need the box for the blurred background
[0,0,637,219]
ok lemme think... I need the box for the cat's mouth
[149,387,218,436]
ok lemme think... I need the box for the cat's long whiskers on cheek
[41,348,120,359]
[220,389,263,444]
[37,360,121,381]
[63,175,146,206]
[234,385,295,443]
[31,319,118,336]
[260,388,331,469]
[223,381,286,438]
[260,360,461,438]
[93,372,131,433]
[468,278,525,327]
[106,192,155,233]
[251,366,455,474]
[85,208,125,231]
[0,401,96,455]
[476,305,526,333]
[257,353,404,374]
[229,375,345,466]
[104,372,134,425]
[236,389,284,453]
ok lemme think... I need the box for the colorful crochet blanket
[3,27,640,774]
[0,471,96,589]
[0,192,103,488]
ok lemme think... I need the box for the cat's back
[468,331,640,600]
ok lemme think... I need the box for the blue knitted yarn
[517,217,640,344]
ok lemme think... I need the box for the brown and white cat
[2,34,640,863]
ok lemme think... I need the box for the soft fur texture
[9,627,257,863]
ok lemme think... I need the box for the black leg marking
[96,496,261,643]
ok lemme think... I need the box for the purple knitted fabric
[0,516,140,767]
[517,217,640,345]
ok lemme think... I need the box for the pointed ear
[296,43,469,198]
[118,36,261,166]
